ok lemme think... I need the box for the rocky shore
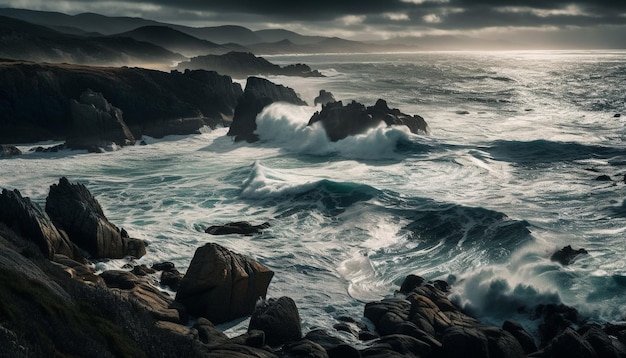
[1,178,625,357]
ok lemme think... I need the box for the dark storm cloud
[0,0,624,35]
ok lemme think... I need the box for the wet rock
[0,145,21,157]
[249,296,302,346]
[175,242,274,324]
[152,261,176,271]
[503,319,537,354]
[131,264,156,276]
[534,303,580,345]
[595,175,612,181]
[614,113,621,118]
[45,177,146,259]
[205,221,270,236]
[100,270,139,290]
[160,269,183,290]
[308,99,427,142]
[550,245,588,265]
[66,89,135,151]
[314,90,336,107]
[0,188,82,261]
[481,326,525,358]
[535,327,597,358]
[581,324,621,358]
[228,76,307,142]
[194,317,228,347]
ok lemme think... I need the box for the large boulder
[227,77,307,142]
[308,99,428,142]
[66,89,135,151]
[45,177,146,259]
[175,243,274,324]
[248,296,302,346]
[0,188,82,261]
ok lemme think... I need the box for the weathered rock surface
[66,88,135,151]
[205,221,271,236]
[177,51,323,79]
[227,76,307,142]
[308,99,428,142]
[0,60,243,144]
[551,245,588,265]
[101,269,184,323]
[0,188,82,261]
[45,177,146,259]
[175,242,274,324]
[249,296,302,346]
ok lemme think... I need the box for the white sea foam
[255,102,413,159]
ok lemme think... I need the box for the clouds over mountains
[1,0,624,46]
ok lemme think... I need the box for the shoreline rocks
[205,221,271,236]
[175,242,274,324]
[45,177,146,259]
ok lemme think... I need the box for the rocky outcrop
[308,99,428,142]
[45,177,146,259]
[0,60,243,144]
[66,89,135,151]
[205,221,270,236]
[177,51,323,79]
[175,242,274,324]
[227,77,307,142]
[248,297,302,346]
[100,269,184,323]
[551,245,588,265]
[0,144,21,157]
[314,89,336,106]
[0,188,82,261]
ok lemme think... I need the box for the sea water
[2,50,626,339]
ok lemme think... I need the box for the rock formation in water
[0,145,21,157]
[205,221,271,236]
[0,60,243,144]
[66,89,135,151]
[314,89,336,106]
[228,76,307,142]
[550,245,589,265]
[177,51,324,79]
[308,98,429,142]
[175,242,274,324]
[45,177,146,259]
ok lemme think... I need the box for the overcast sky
[1,0,625,47]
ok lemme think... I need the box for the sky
[1,0,625,48]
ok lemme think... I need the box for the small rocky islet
[1,177,624,357]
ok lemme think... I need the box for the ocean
[2,50,626,340]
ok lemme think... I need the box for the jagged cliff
[0,60,243,144]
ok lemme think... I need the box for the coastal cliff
[0,60,243,144]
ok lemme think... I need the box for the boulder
[175,243,274,324]
[314,90,336,107]
[161,269,183,290]
[0,145,21,157]
[308,99,428,142]
[45,177,146,259]
[537,327,598,358]
[66,89,136,151]
[442,326,489,358]
[227,77,307,142]
[205,221,270,236]
[0,188,82,261]
[550,245,588,265]
[249,297,302,346]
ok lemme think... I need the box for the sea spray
[255,103,415,158]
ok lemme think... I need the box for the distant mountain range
[0,7,400,62]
